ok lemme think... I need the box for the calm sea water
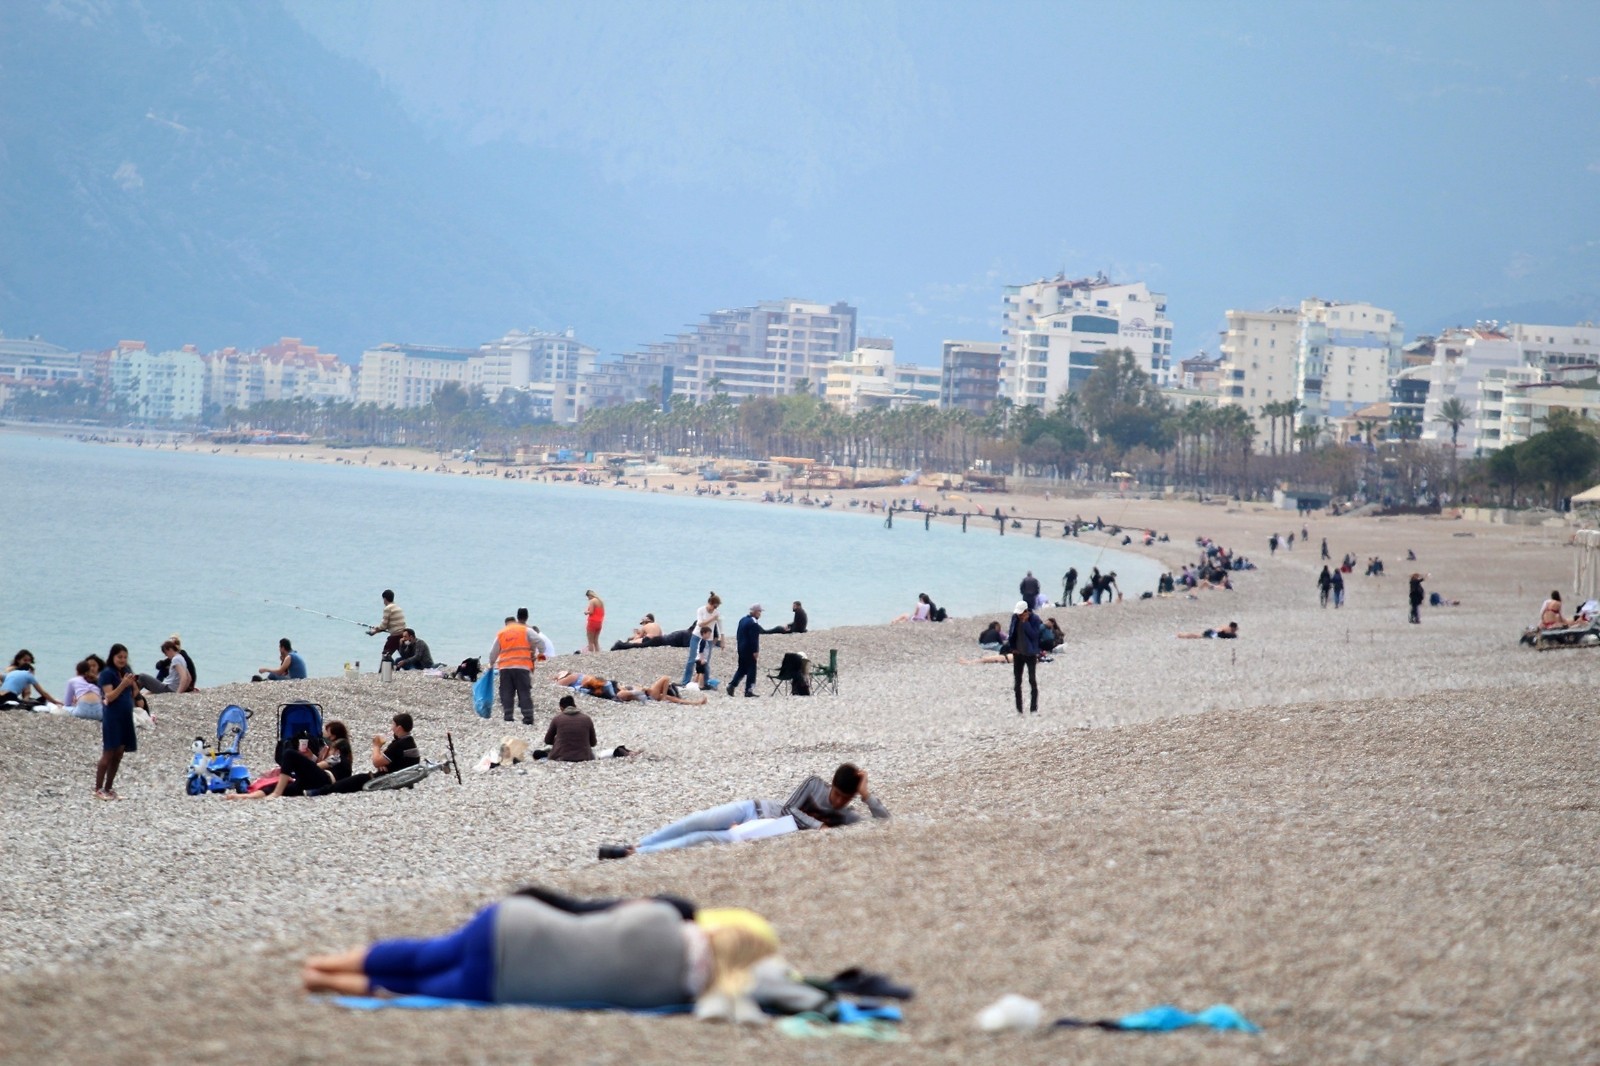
[0,432,1159,687]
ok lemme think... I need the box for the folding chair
[768,651,809,695]
[809,649,839,695]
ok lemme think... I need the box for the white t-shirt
[695,605,721,641]
[531,629,556,658]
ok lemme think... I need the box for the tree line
[9,348,1596,508]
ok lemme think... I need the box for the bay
[0,431,1159,687]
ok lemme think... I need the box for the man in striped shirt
[368,589,407,662]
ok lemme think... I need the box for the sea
[0,431,1160,687]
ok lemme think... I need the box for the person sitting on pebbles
[1177,621,1240,639]
[536,695,639,761]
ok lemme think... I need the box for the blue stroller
[276,702,325,760]
[185,704,253,795]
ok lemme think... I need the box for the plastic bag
[473,668,496,718]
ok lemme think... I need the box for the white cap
[1014,600,1030,614]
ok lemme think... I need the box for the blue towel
[333,995,691,1014]
[832,1002,902,1024]
[1114,1004,1260,1033]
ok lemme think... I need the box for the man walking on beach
[1007,600,1045,715]
[1061,567,1077,607]
[489,615,537,725]
[368,590,407,664]
[727,604,763,698]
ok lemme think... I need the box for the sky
[282,0,1599,365]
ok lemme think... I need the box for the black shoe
[504,715,514,722]
[522,718,534,726]
[598,845,631,860]
[744,691,758,698]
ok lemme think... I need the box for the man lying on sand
[598,762,889,859]
[1177,622,1239,640]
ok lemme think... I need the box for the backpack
[930,605,948,623]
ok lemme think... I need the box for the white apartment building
[822,340,940,413]
[1417,321,1600,454]
[476,328,598,401]
[109,345,207,422]
[204,337,354,411]
[1218,298,1402,447]
[635,299,858,404]
[1217,307,1299,444]
[1296,298,1403,425]
[358,343,479,408]
[1000,274,1173,407]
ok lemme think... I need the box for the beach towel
[1053,1003,1260,1033]
[332,995,690,1014]
[472,668,496,718]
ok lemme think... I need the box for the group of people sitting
[228,712,421,800]
[4,636,201,715]
[611,601,807,652]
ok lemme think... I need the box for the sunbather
[1177,622,1239,639]
[552,671,707,705]
[958,649,1013,664]
[599,763,889,859]
[1541,591,1573,629]
[301,891,777,1022]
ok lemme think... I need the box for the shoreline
[0,441,1593,1061]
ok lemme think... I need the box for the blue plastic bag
[473,668,496,718]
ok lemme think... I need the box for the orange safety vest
[496,624,535,671]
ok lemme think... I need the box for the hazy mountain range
[2,0,1596,367]
[0,0,602,359]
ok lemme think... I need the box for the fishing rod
[263,598,373,629]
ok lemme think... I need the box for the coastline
[2,464,1595,1061]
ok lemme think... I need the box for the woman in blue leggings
[300,890,776,1015]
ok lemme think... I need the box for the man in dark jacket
[727,604,764,698]
[1020,571,1041,605]
[1007,600,1046,715]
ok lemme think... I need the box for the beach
[3,451,1598,1062]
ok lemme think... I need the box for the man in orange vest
[488,615,537,725]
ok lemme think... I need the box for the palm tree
[1434,396,1470,495]
[1293,422,1321,454]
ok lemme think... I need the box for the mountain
[0,0,571,358]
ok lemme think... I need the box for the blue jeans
[681,636,716,686]
[636,799,758,853]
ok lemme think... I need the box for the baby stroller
[277,702,325,760]
[185,704,253,795]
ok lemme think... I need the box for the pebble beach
[3,486,1598,1064]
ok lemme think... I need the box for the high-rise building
[1412,321,1600,455]
[476,328,599,401]
[630,298,858,404]
[0,332,85,411]
[109,345,207,421]
[1217,307,1300,445]
[940,340,1005,413]
[1218,298,1403,448]
[999,274,1173,407]
[1296,299,1404,425]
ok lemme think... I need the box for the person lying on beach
[227,720,353,800]
[1177,622,1240,640]
[301,891,778,1022]
[598,763,889,859]
[551,671,708,705]
[958,649,1013,664]
[1540,591,1573,628]
[1,650,58,710]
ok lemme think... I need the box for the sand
[2,444,1598,1063]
